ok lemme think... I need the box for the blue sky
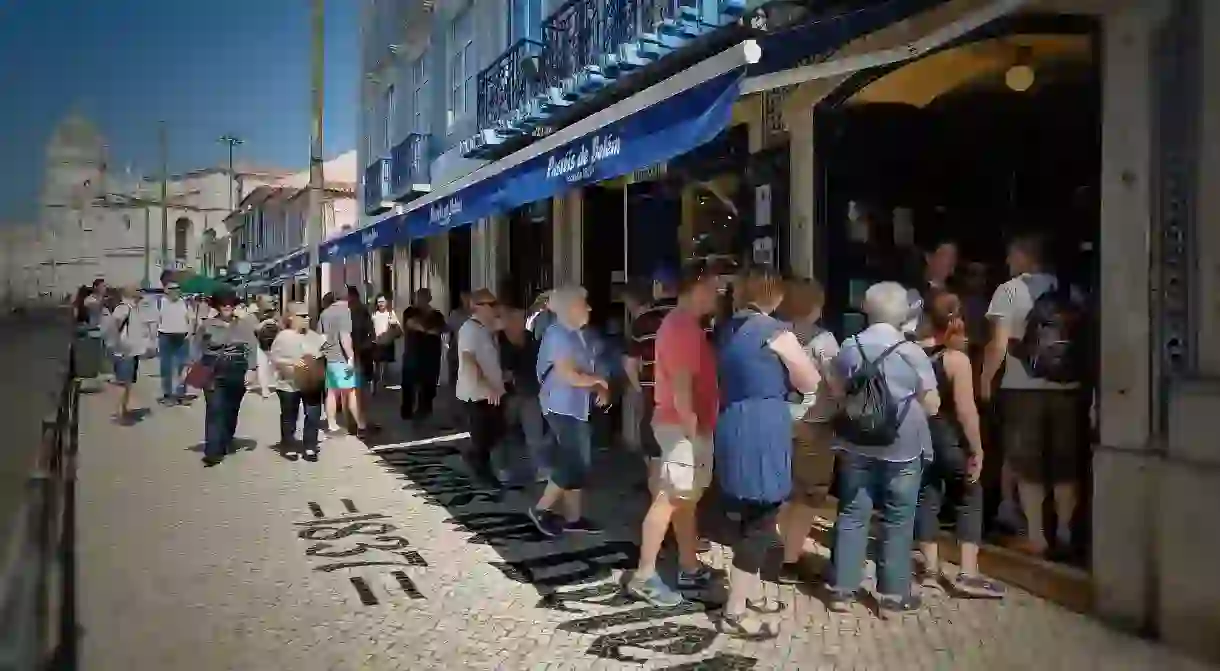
[0,0,358,223]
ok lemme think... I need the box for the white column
[1091,1,1160,634]
[787,105,816,279]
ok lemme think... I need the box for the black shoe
[778,562,804,585]
[202,455,224,467]
[878,593,924,619]
[824,589,856,613]
[302,446,319,462]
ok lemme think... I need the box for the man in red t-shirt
[626,264,720,608]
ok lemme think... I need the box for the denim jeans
[499,391,551,479]
[277,390,323,448]
[158,333,189,398]
[830,452,922,599]
[545,413,592,491]
[204,382,246,459]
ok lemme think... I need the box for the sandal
[746,598,787,614]
[718,612,780,641]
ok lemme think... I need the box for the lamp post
[159,122,169,274]
[217,134,244,210]
[306,0,326,314]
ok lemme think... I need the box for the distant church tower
[39,112,107,295]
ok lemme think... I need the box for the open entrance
[814,25,1100,575]
[504,201,553,310]
[448,227,471,311]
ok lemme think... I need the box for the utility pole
[159,121,169,280]
[306,0,326,314]
[218,134,244,210]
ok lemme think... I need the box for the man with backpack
[981,234,1085,559]
[827,282,941,617]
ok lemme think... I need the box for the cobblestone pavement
[76,374,1214,671]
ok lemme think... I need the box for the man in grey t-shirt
[317,297,369,436]
[980,234,1084,559]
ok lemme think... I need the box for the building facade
[218,151,359,303]
[29,113,289,299]
[349,0,1218,663]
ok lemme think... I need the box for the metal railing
[389,133,432,197]
[362,159,391,215]
[0,329,80,670]
[476,38,546,132]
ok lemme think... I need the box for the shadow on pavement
[354,388,761,670]
[184,437,258,454]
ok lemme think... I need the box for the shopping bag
[183,362,214,389]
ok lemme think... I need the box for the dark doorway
[448,227,472,311]
[625,182,680,279]
[505,201,554,309]
[581,186,625,330]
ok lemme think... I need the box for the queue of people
[90,227,1088,637]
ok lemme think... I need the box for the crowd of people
[71,229,1092,639]
[415,232,1089,639]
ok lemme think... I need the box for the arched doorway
[809,16,1101,576]
[174,217,192,261]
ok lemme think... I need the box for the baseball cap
[288,302,310,317]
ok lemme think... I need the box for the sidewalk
[75,373,1214,670]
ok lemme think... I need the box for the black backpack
[832,339,909,446]
[1012,278,1083,383]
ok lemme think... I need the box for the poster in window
[754,184,771,228]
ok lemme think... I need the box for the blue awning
[319,213,403,262]
[404,67,746,238]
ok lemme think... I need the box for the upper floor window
[412,52,430,134]
[365,106,377,160]
[510,0,543,41]
[447,7,475,128]
[383,85,395,153]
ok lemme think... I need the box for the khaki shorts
[791,422,835,506]
[649,423,714,501]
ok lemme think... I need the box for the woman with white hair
[528,285,611,537]
[827,281,941,617]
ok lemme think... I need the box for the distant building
[32,112,290,298]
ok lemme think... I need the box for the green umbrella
[177,272,228,296]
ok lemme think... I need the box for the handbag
[293,354,326,392]
[183,362,215,389]
[375,323,403,345]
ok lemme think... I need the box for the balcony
[390,133,431,201]
[476,38,545,140]
[463,0,747,158]
[363,158,392,216]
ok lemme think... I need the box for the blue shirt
[832,323,936,463]
[537,323,599,421]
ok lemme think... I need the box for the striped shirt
[627,298,713,388]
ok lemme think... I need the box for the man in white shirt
[981,234,1084,559]
[456,288,505,488]
[157,282,194,404]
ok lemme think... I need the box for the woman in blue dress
[714,267,821,639]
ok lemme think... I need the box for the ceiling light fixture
[1005,45,1035,92]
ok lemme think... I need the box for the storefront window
[681,173,743,271]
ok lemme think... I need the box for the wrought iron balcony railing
[477,38,546,133]
[390,133,431,198]
[363,158,392,215]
